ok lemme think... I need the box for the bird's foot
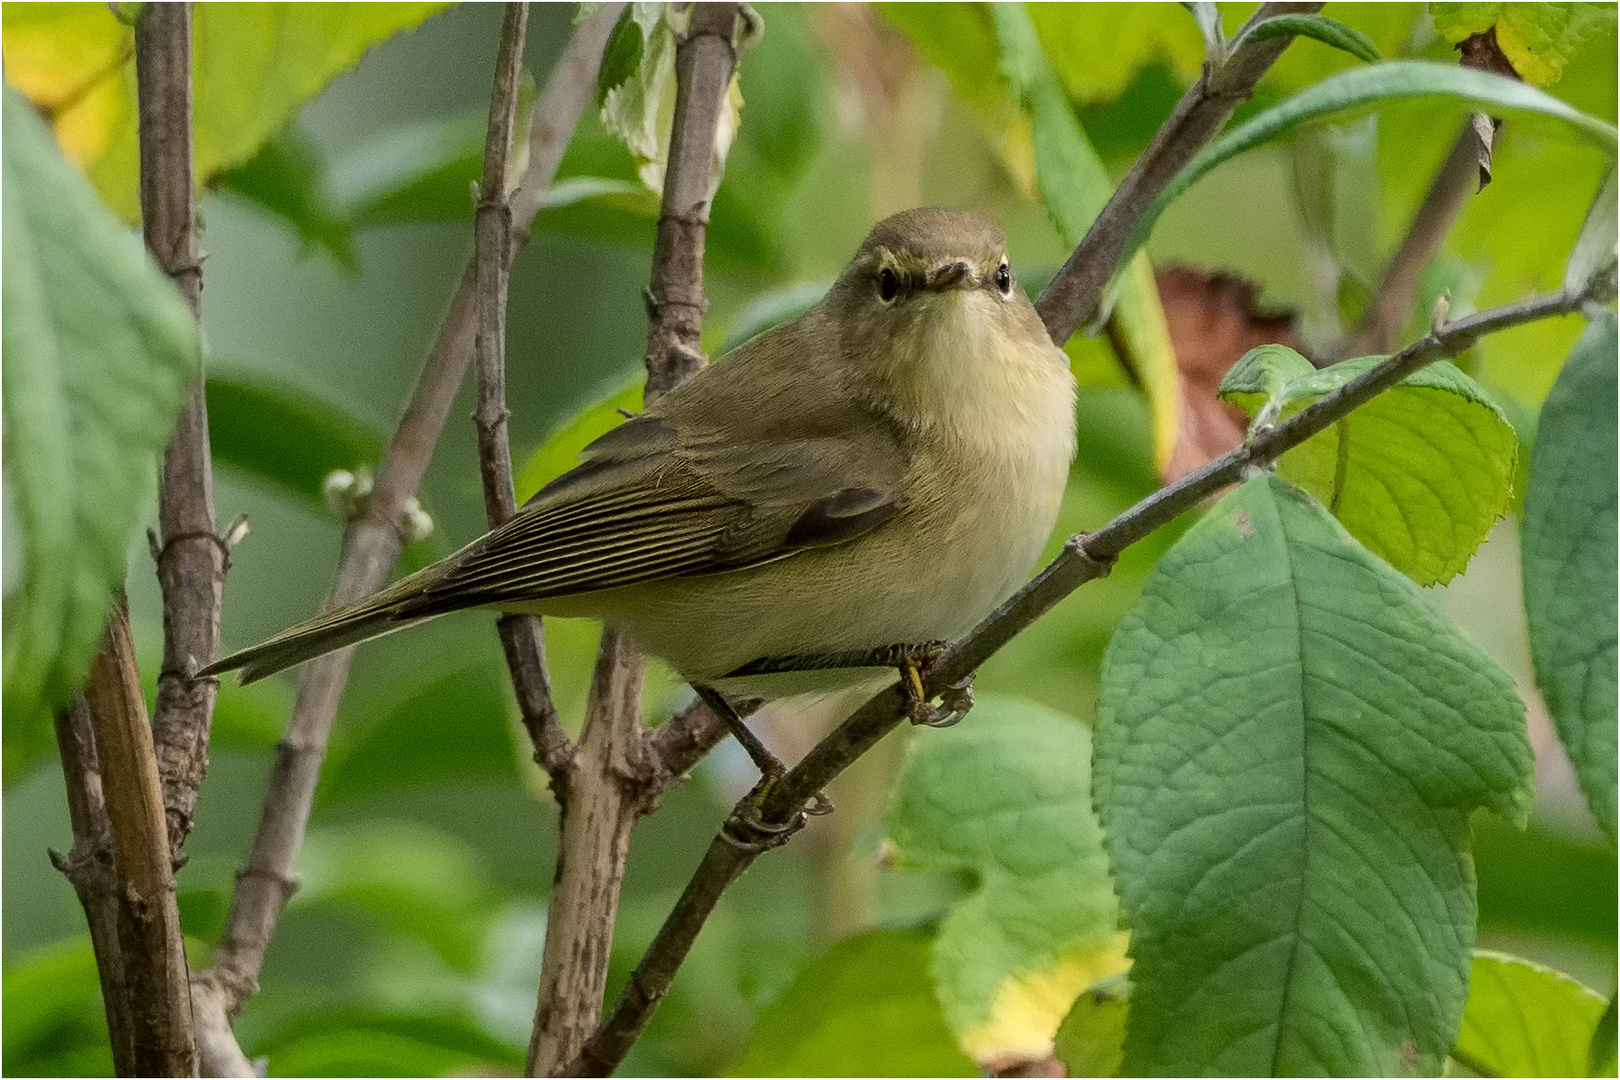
[887,642,976,728]
[721,778,833,854]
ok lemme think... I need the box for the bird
[203,207,1077,787]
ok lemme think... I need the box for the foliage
[2,4,1615,1079]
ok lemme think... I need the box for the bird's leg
[882,642,975,728]
[723,642,977,728]
[693,685,832,854]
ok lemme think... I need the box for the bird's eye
[994,262,1012,295]
[878,267,900,302]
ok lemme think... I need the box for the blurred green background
[3,4,1614,1075]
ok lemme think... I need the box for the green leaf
[1,938,113,1078]
[1095,476,1533,1076]
[1221,347,1518,585]
[330,111,485,226]
[1126,61,1620,268]
[1453,951,1610,1078]
[515,376,643,503]
[205,371,384,507]
[1243,14,1383,65]
[885,698,1126,1062]
[1053,972,1130,1079]
[1521,313,1618,840]
[734,928,977,1077]
[1,84,199,725]
[991,3,1180,470]
[877,4,1004,112]
[1432,3,1617,88]
[1029,4,1206,105]
[4,3,450,220]
[596,5,644,108]
[217,122,357,269]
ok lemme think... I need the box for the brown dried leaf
[1457,27,1522,191]
[1157,268,1306,482]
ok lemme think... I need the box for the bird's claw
[719,778,834,853]
[890,642,975,728]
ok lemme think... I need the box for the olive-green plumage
[204,208,1077,695]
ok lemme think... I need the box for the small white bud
[400,499,434,543]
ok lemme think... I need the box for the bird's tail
[200,563,450,685]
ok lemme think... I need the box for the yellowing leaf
[1,2,449,219]
[1431,3,1617,87]
[961,934,1130,1063]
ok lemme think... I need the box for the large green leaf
[1221,345,1518,585]
[1126,61,1619,268]
[1,3,449,220]
[734,928,976,1077]
[1095,476,1533,1076]
[1,84,199,724]
[990,2,1180,471]
[1521,313,1618,840]
[515,375,643,502]
[885,698,1126,1062]
[1453,951,1611,1078]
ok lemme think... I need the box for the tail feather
[202,564,453,685]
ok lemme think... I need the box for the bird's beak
[925,261,975,291]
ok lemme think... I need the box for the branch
[78,605,197,1076]
[1034,1,1324,345]
[1341,122,1479,358]
[51,698,135,1075]
[525,4,740,1074]
[138,0,225,868]
[200,6,620,1042]
[470,3,574,782]
[573,279,1609,1076]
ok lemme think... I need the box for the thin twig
[1034,1,1323,345]
[137,0,225,865]
[80,604,198,1076]
[470,3,574,781]
[1342,123,1479,358]
[199,7,621,1045]
[525,5,741,1075]
[573,280,1607,1076]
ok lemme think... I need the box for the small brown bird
[205,208,1076,759]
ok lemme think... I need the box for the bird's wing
[400,412,906,616]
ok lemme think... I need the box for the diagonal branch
[138,0,227,862]
[572,277,1611,1076]
[525,4,742,1074]
[195,9,621,1060]
[1034,1,1323,345]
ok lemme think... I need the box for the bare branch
[470,3,574,781]
[200,6,621,1034]
[1341,123,1479,358]
[1034,2,1324,346]
[527,4,742,1074]
[574,280,1606,1076]
[79,606,197,1076]
[137,0,223,866]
